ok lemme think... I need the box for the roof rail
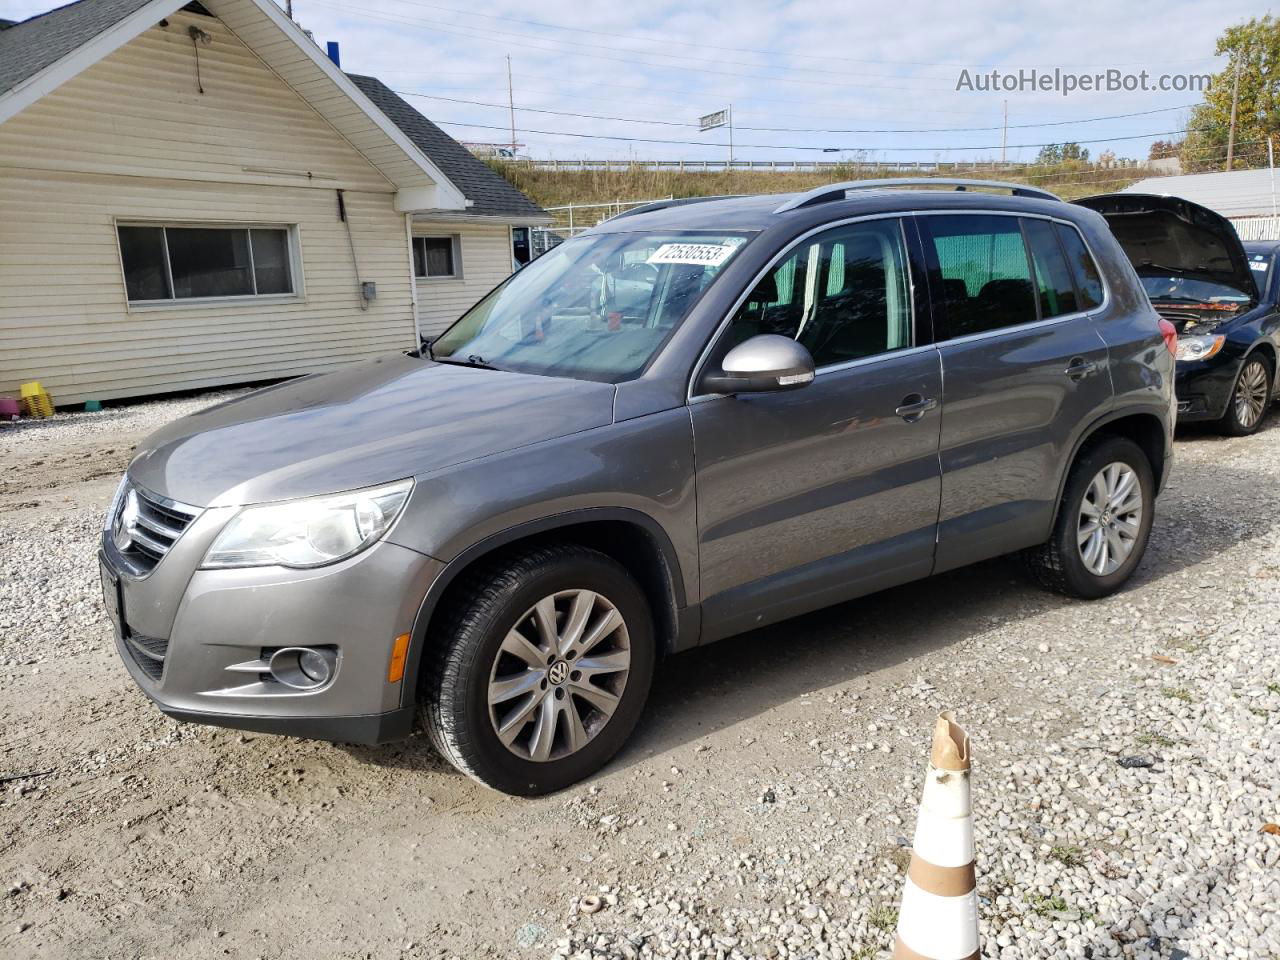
[773,178,1061,214]
[607,195,744,222]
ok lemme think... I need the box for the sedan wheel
[1232,357,1270,431]
[487,589,631,763]
[1077,462,1143,577]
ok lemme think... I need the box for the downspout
[336,189,369,311]
[405,213,422,348]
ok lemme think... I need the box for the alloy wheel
[487,589,631,762]
[1077,462,1143,577]
[1234,359,1270,429]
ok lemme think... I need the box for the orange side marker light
[388,633,410,683]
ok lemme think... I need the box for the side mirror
[700,334,816,394]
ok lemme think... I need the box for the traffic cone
[892,711,979,960]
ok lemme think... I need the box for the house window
[414,235,460,279]
[117,224,296,303]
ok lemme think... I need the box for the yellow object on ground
[19,381,54,418]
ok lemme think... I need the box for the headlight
[202,479,413,569]
[1176,334,1225,362]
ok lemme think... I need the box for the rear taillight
[1158,318,1178,357]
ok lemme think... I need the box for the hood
[1072,193,1258,300]
[129,354,616,507]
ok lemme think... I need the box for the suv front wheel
[1024,435,1155,599]
[423,545,655,795]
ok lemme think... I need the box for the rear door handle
[1065,358,1098,380]
[895,394,938,422]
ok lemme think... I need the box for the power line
[396,91,1201,135]
[427,119,1210,153]
[353,0,1222,71]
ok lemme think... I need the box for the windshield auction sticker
[647,243,738,267]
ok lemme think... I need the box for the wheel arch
[400,508,690,709]
[1051,409,1168,529]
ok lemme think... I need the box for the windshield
[1140,274,1253,306]
[431,231,750,382]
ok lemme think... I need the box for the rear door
[917,212,1114,573]
[690,216,943,642]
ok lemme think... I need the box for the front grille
[123,632,169,681]
[110,482,201,576]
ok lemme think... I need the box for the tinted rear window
[1055,223,1105,309]
[1024,218,1080,318]
[921,214,1037,337]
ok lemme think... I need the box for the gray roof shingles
[0,0,156,96]
[348,74,547,221]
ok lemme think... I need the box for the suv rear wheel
[1024,435,1155,599]
[423,545,655,795]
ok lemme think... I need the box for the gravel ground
[1,391,1278,960]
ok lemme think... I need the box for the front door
[916,212,1115,573]
[690,217,944,643]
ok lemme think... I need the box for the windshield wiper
[435,353,501,371]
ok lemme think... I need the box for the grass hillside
[488,160,1152,221]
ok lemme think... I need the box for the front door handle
[1065,357,1098,380]
[895,394,938,422]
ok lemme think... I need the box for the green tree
[1035,142,1089,165]
[1148,139,1181,160]
[1182,15,1280,171]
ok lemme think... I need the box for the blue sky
[0,0,1262,168]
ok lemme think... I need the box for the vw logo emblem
[547,660,569,685]
[113,490,140,553]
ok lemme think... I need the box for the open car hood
[1072,193,1257,301]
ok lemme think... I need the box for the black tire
[422,544,655,795]
[1023,435,1155,599]
[1216,353,1273,437]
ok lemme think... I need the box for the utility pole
[1001,99,1007,164]
[728,104,734,167]
[1270,135,1276,217]
[506,55,515,153]
[1227,56,1242,171]
[286,0,293,19]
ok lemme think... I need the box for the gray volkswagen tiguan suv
[101,179,1176,794]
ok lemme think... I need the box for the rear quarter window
[1055,223,1105,309]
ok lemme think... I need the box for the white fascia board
[0,0,186,125]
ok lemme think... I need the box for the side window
[921,214,1037,338]
[721,219,913,367]
[1023,218,1080,318]
[1055,223,1105,309]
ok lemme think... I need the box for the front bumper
[101,520,443,745]
[1175,357,1238,422]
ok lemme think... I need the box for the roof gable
[0,0,467,211]
[348,75,548,222]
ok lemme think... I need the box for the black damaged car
[1075,194,1280,436]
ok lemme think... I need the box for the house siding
[0,9,415,404]
[414,221,512,336]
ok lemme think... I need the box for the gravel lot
[1,390,1278,960]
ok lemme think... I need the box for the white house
[0,0,549,405]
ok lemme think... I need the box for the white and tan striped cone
[892,711,978,960]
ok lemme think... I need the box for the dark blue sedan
[1077,195,1279,435]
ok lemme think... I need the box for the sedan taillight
[1158,318,1178,357]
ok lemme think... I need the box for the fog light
[298,649,331,684]
[268,646,336,690]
